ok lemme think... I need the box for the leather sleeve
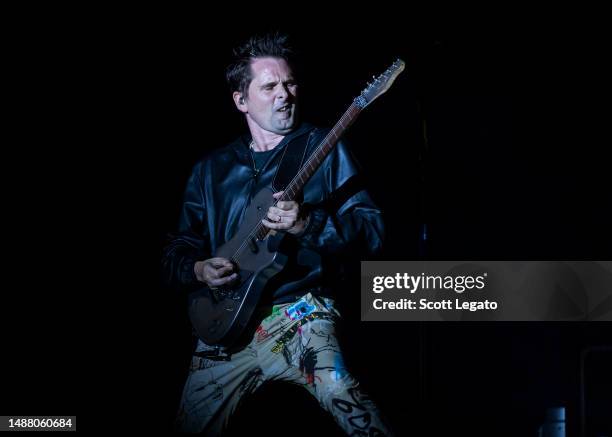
[161,161,211,289]
[298,140,384,257]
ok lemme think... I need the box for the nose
[276,84,289,101]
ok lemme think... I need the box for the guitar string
[228,103,361,263]
[227,61,400,263]
[229,105,357,262]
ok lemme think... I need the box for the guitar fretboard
[253,102,363,241]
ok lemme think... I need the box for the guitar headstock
[354,58,405,109]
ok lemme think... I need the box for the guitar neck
[279,101,363,202]
[251,58,404,241]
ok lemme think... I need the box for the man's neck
[246,118,286,152]
[250,135,283,152]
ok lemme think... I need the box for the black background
[3,7,611,436]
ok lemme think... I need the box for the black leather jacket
[162,122,384,304]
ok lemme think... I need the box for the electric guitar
[188,59,405,346]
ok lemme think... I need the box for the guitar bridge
[211,287,230,302]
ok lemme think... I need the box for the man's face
[241,57,298,135]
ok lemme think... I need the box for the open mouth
[277,105,291,112]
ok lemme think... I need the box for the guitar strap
[271,130,314,193]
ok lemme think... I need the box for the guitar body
[187,187,287,346]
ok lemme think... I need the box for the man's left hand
[262,191,308,235]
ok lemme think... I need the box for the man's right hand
[194,257,238,288]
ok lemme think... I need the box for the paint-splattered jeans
[176,292,394,436]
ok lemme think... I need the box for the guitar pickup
[248,237,259,253]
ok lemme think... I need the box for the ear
[233,92,248,113]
